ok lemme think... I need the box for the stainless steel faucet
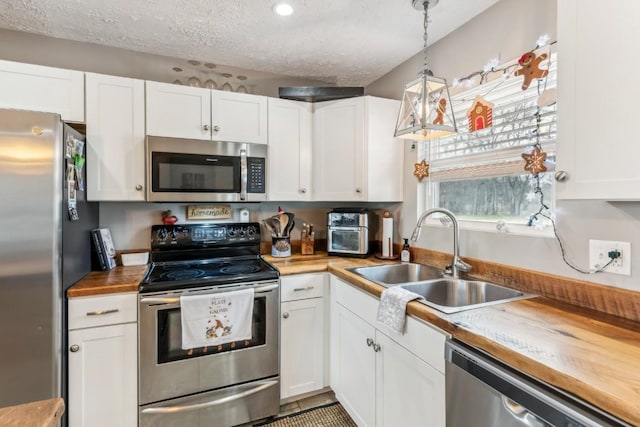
[410,208,472,278]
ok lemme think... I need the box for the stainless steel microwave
[146,136,267,202]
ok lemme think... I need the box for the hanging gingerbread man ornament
[514,51,548,90]
[433,98,447,125]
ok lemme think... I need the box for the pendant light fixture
[394,0,457,140]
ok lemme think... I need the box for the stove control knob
[157,228,168,240]
[227,227,237,238]
[238,228,246,237]
[170,229,177,240]
[246,226,257,236]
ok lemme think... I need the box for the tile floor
[277,390,337,417]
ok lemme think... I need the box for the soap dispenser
[401,238,411,263]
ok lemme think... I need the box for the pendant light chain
[422,1,430,74]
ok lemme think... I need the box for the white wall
[367,0,640,292]
[0,28,327,97]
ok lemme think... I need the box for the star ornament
[413,159,430,181]
[522,146,548,176]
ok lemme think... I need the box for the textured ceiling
[0,0,499,86]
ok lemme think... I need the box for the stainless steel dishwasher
[445,340,629,427]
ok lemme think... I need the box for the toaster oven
[327,208,373,257]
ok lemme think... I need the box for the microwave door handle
[240,148,247,201]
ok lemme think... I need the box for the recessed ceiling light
[273,2,293,16]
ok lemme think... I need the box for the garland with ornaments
[412,35,618,275]
[413,35,556,183]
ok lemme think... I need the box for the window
[419,51,557,233]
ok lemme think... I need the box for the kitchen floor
[243,390,338,426]
[277,390,337,417]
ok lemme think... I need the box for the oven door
[138,280,280,405]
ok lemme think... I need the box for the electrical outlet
[588,240,631,276]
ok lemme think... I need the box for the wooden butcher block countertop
[0,398,64,427]
[68,254,640,425]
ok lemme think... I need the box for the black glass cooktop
[139,255,279,293]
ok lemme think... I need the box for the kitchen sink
[400,279,535,314]
[348,263,443,286]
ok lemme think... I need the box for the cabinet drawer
[332,276,378,325]
[281,273,326,302]
[69,293,137,330]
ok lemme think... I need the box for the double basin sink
[347,263,534,314]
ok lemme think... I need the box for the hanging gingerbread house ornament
[466,95,494,132]
[413,159,430,181]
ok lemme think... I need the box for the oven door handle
[140,283,279,304]
[140,379,278,414]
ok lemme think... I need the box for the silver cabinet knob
[70,344,80,353]
[135,184,143,191]
[372,343,381,352]
[366,338,374,347]
[282,312,289,319]
[554,171,569,182]
[203,124,211,131]
[213,125,221,132]
[355,187,362,194]
[300,188,307,194]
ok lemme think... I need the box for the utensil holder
[301,233,315,255]
[272,236,291,257]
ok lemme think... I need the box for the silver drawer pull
[293,286,314,292]
[86,309,119,316]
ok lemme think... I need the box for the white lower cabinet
[280,273,327,400]
[68,293,138,427]
[330,275,447,427]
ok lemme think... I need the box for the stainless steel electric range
[138,222,280,427]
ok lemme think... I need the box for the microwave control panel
[247,157,265,193]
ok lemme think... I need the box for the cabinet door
[268,98,312,200]
[333,304,376,427]
[280,298,324,399]
[313,98,365,201]
[211,91,267,144]
[146,80,211,140]
[556,0,640,199]
[68,323,137,427]
[365,97,403,202]
[375,331,445,427]
[0,59,84,122]
[86,73,145,201]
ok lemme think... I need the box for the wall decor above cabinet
[145,81,267,144]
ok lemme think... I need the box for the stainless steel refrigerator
[0,108,98,409]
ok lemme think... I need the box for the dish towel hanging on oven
[180,288,255,349]
[376,287,421,334]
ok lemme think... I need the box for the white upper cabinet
[146,81,267,144]
[0,59,84,122]
[145,81,211,140]
[556,0,640,200]
[313,96,403,202]
[211,90,267,144]
[85,73,146,201]
[268,98,312,200]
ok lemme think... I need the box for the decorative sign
[186,205,232,220]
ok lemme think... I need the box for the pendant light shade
[394,0,457,140]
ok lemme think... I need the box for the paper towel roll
[382,217,393,257]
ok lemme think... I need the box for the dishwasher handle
[501,396,547,427]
